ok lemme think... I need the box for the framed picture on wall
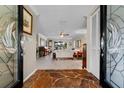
[23,7,33,35]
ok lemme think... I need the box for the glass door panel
[0,5,18,87]
[106,5,124,88]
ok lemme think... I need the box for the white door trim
[89,6,100,79]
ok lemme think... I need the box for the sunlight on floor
[36,54,82,70]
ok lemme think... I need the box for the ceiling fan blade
[63,34,69,36]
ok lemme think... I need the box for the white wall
[23,6,38,80]
[87,14,91,72]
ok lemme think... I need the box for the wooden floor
[23,69,101,88]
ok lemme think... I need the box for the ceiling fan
[60,32,69,37]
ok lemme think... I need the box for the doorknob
[21,52,24,56]
[101,37,104,50]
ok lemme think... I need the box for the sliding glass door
[0,5,23,88]
[100,5,124,88]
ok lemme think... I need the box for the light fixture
[60,34,64,38]
[60,32,64,38]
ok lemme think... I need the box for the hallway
[0,5,104,88]
[23,69,101,88]
[0,0,124,93]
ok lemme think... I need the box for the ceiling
[33,5,96,39]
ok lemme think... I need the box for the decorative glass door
[106,5,124,88]
[0,5,23,88]
[100,5,124,88]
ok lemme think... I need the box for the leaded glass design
[106,5,124,88]
[0,6,18,87]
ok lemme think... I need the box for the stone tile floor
[23,69,101,88]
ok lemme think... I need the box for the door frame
[11,5,23,88]
[89,6,100,79]
[100,5,113,88]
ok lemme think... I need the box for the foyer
[22,5,101,88]
[0,5,101,88]
[1,5,123,88]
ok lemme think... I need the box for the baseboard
[23,69,38,82]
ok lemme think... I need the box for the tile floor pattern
[23,69,101,88]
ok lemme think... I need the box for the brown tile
[23,69,101,88]
[80,79,90,88]
[53,77,81,88]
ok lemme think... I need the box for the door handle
[101,37,104,50]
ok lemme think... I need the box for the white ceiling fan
[60,32,69,37]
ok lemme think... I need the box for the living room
[34,6,88,70]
